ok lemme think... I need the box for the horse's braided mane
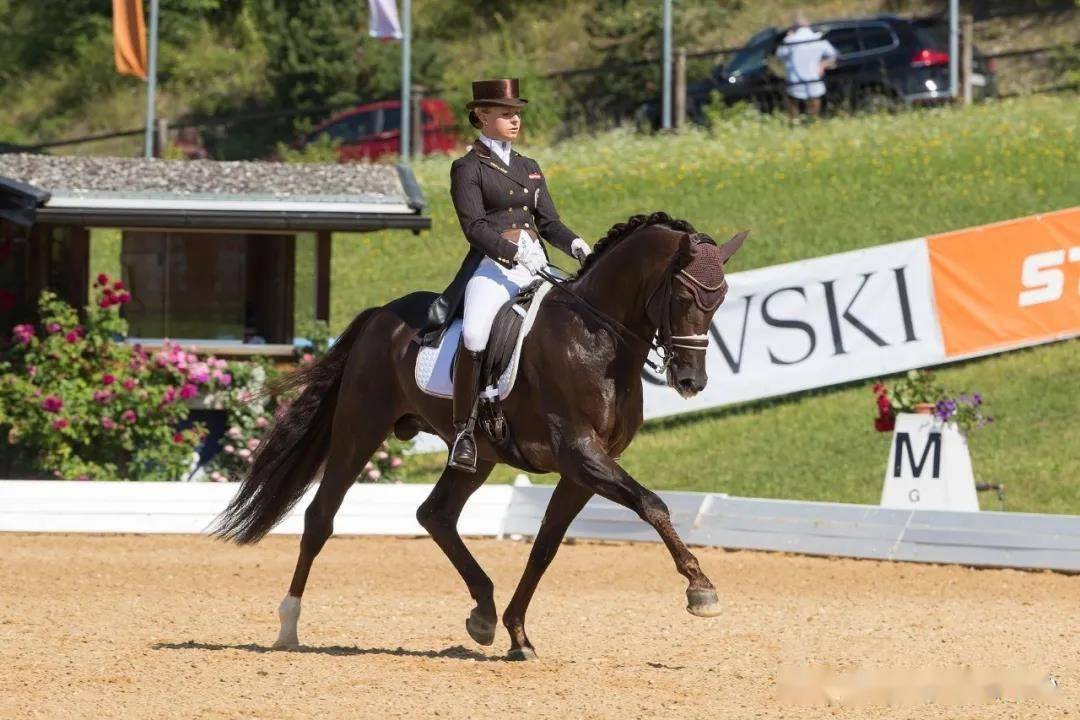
[577,211,706,274]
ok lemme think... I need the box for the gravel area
[0,533,1075,719]
[0,154,406,202]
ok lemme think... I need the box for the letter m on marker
[893,432,942,479]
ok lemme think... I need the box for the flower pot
[914,402,935,415]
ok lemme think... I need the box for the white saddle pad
[415,281,553,400]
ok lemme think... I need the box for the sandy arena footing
[0,533,1075,719]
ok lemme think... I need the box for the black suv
[643,15,997,125]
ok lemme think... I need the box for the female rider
[418,78,591,472]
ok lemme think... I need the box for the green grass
[330,96,1079,325]
[380,96,1080,514]
[398,340,1080,514]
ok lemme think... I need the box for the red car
[301,98,459,162]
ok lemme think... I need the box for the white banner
[643,239,945,418]
[368,0,402,39]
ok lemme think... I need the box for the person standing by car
[775,12,838,119]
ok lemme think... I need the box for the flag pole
[399,0,412,163]
[143,0,160,158]
[661,0,672,130]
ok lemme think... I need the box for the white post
[143,0,160,158]
[399,0,412,162]
[948,0,959,100]
[661,0,672,130]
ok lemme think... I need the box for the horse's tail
[211,307,378,544]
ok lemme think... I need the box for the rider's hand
[570,238,592,264]
[516,242,548,274]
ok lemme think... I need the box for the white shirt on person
[478,133,512,166]
[775,26,838,101]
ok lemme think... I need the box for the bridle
[536,234,726,374]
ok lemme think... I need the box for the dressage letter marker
[880,413,979,512]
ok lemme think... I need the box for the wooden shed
[0,154,429,355]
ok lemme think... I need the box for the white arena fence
[2,480,1077,573]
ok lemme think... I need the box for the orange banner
[113,0,148,80]
[927,207,1080,358]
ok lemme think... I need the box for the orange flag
[113,0,148,79]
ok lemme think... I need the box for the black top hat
[465,78,528,110]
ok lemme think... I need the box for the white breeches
[462,235,539,352]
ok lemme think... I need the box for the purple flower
[41,395,63,413]
[972,393,983,406]
[13,323,36,344]
[45,323,61,335]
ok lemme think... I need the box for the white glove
[516,241,548,274]
[570,237,592,264]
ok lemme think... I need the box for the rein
[537,262,698,374]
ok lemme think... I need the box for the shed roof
[0,154,429,233]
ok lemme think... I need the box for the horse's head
[650,230,747,397]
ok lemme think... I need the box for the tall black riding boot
[449,342,483,473]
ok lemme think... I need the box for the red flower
[874,414,895,432]
[872,381,884,394]
[121,409,137,424]
[96,273,109,287]
[179,383,198,400]
[102,374,116,386]
[41,395,63,413]
[172,432,185,444]
[52,418,69,431]
[113,280,125,291]
[64,330,80,344]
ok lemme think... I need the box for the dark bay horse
[214,212,746,660]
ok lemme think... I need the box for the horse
[213,211,746,660]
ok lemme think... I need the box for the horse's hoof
[465,610,496,646]
[686,588,723,618]
[271,638,300,651]
[506,647,539,662]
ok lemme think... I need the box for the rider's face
[480,107,521,142]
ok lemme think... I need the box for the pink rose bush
[2,282,413,481]
[0,280,224,480]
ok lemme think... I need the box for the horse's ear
[678,232,695,264]
[718,230,749,264]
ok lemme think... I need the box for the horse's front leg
[502,477,593,660]
[563,436,721,617]
[416,461,499,645]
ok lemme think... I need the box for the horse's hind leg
[502,477,592,660]
[274,400,396,649]
[416,461,497,645]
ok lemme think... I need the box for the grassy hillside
[329,95,1078,322]
[319,94,1080,514]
